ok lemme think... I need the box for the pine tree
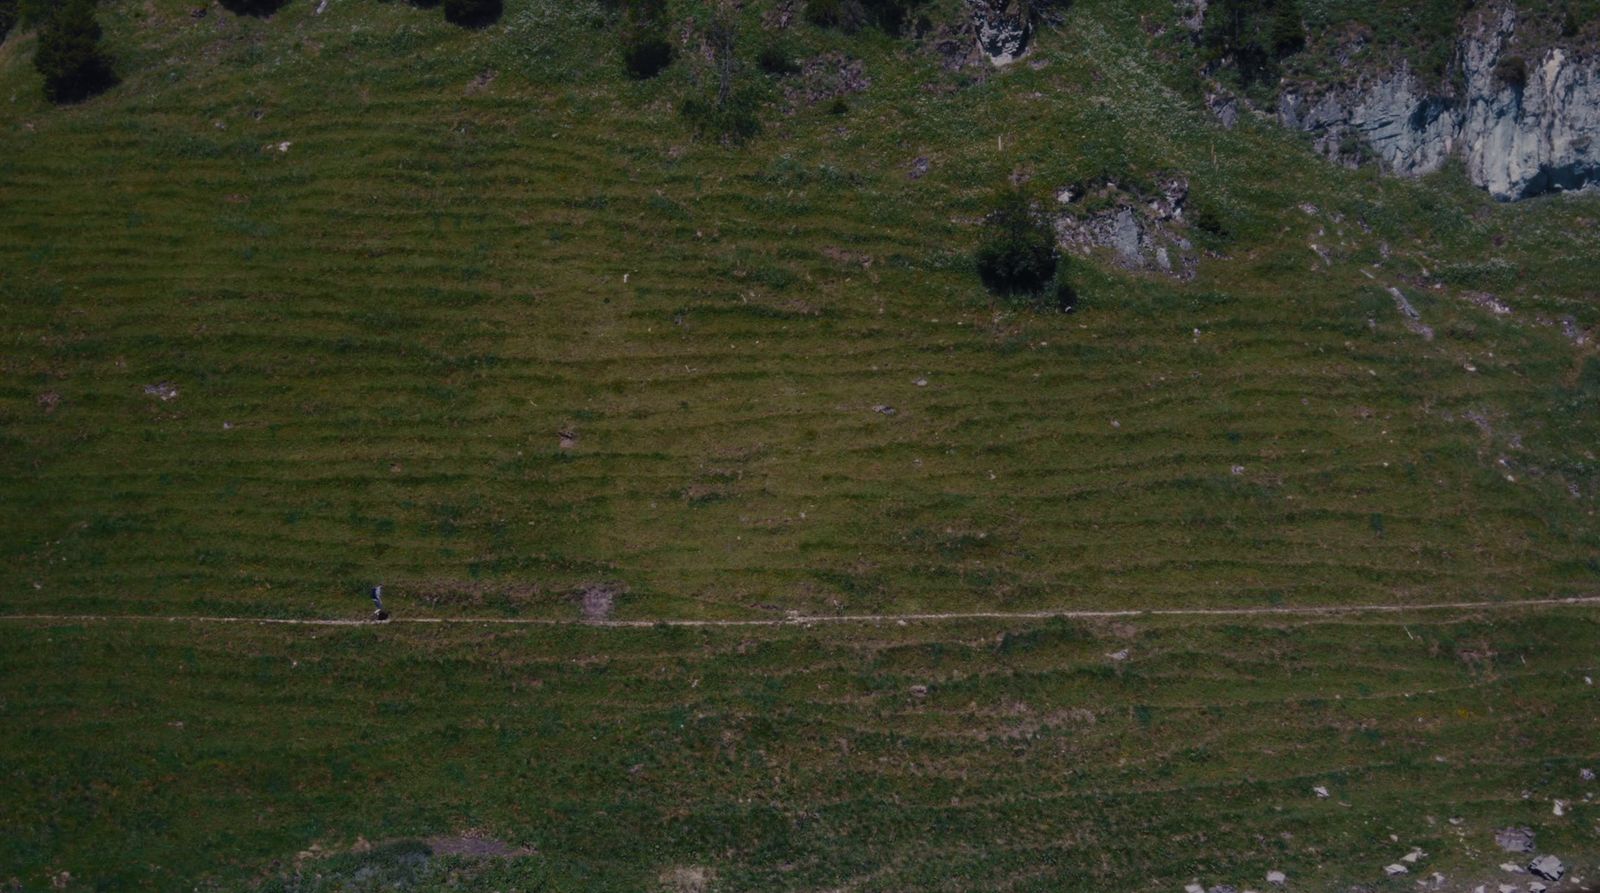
[33,0,115,103]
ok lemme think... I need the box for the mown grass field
[2,0,1599,888]
[2,609,1599,891]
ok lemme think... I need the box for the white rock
[1386,865,1409,876]
[1553,800,1566,816]
[1186,884,1206,893]
[1266,871,1286,885]
[1313,785,1330,799]
[1529,856,1565,881]
[1502,863,1527,874]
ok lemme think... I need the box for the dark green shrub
[975,187,1059,297]
[1493,55,1527,89]
[218,0,289,16]
[620,0,671,79]
[827,97,849,115]
[1,0,17,44]
[33,0,115,103]
[805,0,924,35]
[1200,0,1305,89]
[1053,262,1078,313]
[680,88,762,144]
[623,36,673,78]
[442,0,500,27]
[757,41,799,76]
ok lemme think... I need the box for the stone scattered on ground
[558,429,578,449]
[1551,800,1566,816]
[578,583,619,622]
[1580,767,1595,781]
[1496,828,1536,853]
[1502,863,1527,873]
[1208,885,1237,893]
[907,157,930,180]
[1401,847,1425,863]
[1499,884,1519,893]
[872,404,897,416]
[1106,649,1129,662]
[1185,883,1205,893]
[1266,870,1286,885]
[143,382,180,401]
[1528,856,1565,881]
[909,684,928,698]
[1384,863,1408,876]
[1528,883,1547,893]
[424,835,531,858]
[1313,785,1330,798]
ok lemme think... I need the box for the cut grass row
[1,609,1596,890]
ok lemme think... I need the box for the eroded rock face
[1275,5,1600,200]
[968,0,1030,65]
[1054,177,1198,279]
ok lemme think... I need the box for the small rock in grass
[1552,800,1566,816]
[1528,856,1565,882]
[1266,870,1286,885]
[1528,883,1547,893]
[143,382,179,402]
[1501,863,1527,874]
[1385,864,1408,876]
[1209,885,1238,893]
[1402,848,1424,863]
[872,404,897,416]
[1186,884,1205,893]
[1581,767,1595,781]
[1496,828,1535,853]
[1313,785,1330,799]
[909,684,928,698]
[1107,649,1129,662]
[1499,885,1520,893]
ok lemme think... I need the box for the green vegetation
[0,0,1598,888]
[31,0,113,102]
[1200,0,1306,90]
[975,185,1059,297]
[2,610,1597,890]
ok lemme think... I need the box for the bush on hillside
[757,41,799,76]
[975,188,1059,297]
[1200,0,1305,89]
[620,0,672,78]
[33,0,115,103]
[1493,55,1527,89]
[442,0,500,27]
[805,0,924,35]
[218,0,289,16]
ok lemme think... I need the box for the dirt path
[2,595,1598,629]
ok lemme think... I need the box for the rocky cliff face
[1276,6,1600,200]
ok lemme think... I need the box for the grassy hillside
[3,0,1598,622]
[3,609,1598,891]
[1,0,1599,888]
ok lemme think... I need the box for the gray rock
[1209,886,1238,893]
[967,0,1029,65]
[1528,856,1565,882]
[1496,827,1536,854]
[1276,6,1600,200]
[1385,864,1409,876]
[1266,871,1287,885]
[1580,767,1594,781]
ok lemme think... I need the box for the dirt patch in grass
[578,582,624,621]
[425,834,532,858]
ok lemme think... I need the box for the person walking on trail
[370,585,390,621]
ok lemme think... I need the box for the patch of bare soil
[425,834,532,858]
[578,583,623,622]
